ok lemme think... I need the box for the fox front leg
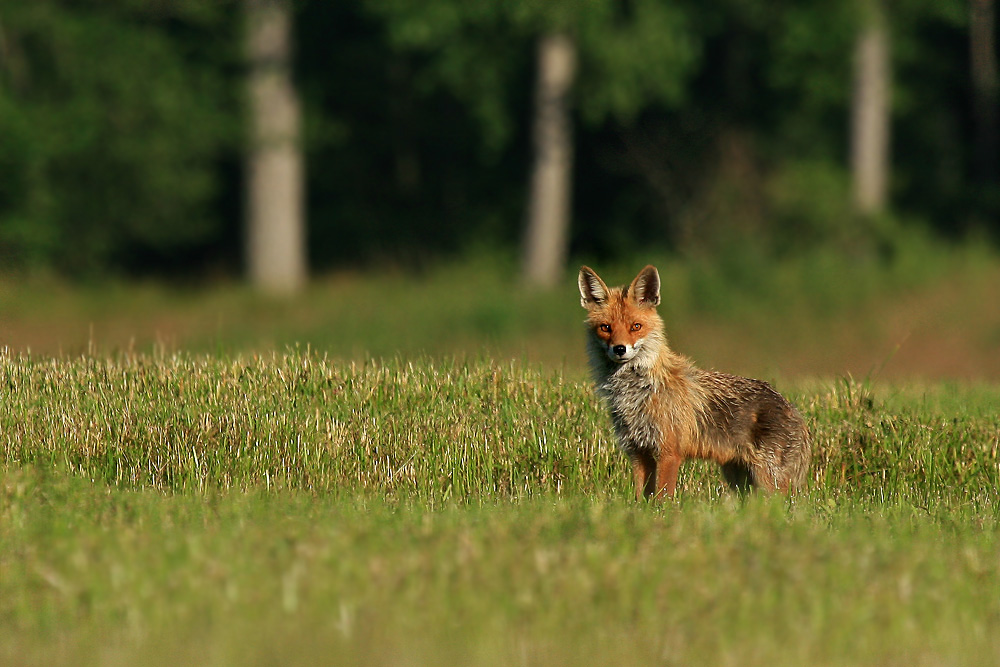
[630,452,657,500]
[654,452,682,500]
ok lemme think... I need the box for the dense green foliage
[2,353,999,664]
[0,0,994,275]
[0,2,240,273]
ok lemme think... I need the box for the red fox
[579,265,810,499]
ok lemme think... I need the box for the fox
[578,264,811,500]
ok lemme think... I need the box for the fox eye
[631,322,642,331]
[599,323,611,333]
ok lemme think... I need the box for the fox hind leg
[721,460,755,494]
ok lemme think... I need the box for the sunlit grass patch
[2,351,999,665]
[3,350,997,505]
[1,351,623,499]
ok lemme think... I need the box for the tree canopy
[0,0,990,277]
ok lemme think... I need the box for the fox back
[579,264,811,498]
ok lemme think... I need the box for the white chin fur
[606,344,637,363]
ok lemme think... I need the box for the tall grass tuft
[2,351,624,499]
[3,350,997,509]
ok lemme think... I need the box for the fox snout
[607,341,636,363]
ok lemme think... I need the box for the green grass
[4,471,998,666]
[2,351,999,665]
[3,243,1000,664]
[4,240,1000,379]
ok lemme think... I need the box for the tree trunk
[245,0,306,295]
[522,32,576,288]
[971,0,999,184]
[850,6,890,216]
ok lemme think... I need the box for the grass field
[2,351,998,665]
[2,246,1000,664]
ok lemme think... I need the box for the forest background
[2,0,1000,379]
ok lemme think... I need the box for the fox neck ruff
[589,332,706,459]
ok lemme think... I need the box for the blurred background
[1,0,999,380]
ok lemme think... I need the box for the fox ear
[629,265,660,307]
[578,266,611,309]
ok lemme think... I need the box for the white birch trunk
[850,8,890,216]
[245,0,306,295]
[522,33,576,288]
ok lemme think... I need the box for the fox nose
[612,345,627,357]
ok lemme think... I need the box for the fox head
[578,265,664,366]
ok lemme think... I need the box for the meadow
[2,245,1000,665]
